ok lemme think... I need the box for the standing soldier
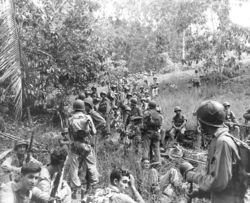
[169,106,187,141]
[98,91,111,138]
[65,99,99,198]
[142,101,163,165]
[126,116,143,154]
[223,102,240,139]
[141,98,148,112]
[151,77,159,98]
[84,98,106,135]
[179,100,248,203]
[91,85,98,99]
[1,140,42,183]
[130,98,142,119]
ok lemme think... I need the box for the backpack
[68,113,91,141]
[143,110,162,129]
[225,134,250,183]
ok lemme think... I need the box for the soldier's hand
[179,161,194,180]
[129,174,136,188]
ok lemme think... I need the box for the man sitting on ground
[0,162,49,203]
[37,148,71,203]
[87,168,145,203]
[169,106,187,141]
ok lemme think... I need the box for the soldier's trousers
[142,131,161,163]
[64,147,99,189]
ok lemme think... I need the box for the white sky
[230,0,250,28]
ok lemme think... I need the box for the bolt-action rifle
[49,161,66,203]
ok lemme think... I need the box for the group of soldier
[0,76,249,203]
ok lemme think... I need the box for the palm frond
[0,0,22,118]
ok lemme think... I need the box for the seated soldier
[0,162,49,203]
[86,168,145,203]
[223,101,240,139]
[37,148,71,203]
[169,106,187,141]
[1,140,42,183]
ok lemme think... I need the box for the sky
[230,0,250,28]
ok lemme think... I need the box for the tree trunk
[182,29,186,61]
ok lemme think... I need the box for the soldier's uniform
[142,101,162,163]
[169,106,187,140]
[65,100,99,192]
[1,141,42,183]
[181,101,248,203]
[98,91,112,137]
[0,182,48,203]
[223,102,240,139]
[37,167,71,203]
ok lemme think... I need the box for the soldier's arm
[1,157,21,173]
[231,111,238,124]
[92,111,106,128]
[87,116,97,135]
[0,183,15,203]
[186,140,234,192]
[179,116,187,129]
[31,187,50,203]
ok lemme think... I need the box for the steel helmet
[174,106,182,112]
[141,97,146,102]
[156,106,161,113]
[140,86,144,89]
[125,105,131,112]
[85,89,92,95]
[84,98,93,109]
[73,99,85,111]
[223,101,230,107]
[148,101,157,109]
[196,100,225,128]
[100,91,107,97]
[130,98,137,104]
[14,140,28,151]
[127,93,132,97]
[124,85,130,91]
[77,92,85,101]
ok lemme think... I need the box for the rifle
[225,122,250,128]
[49,162,66,203]
[26,133,34,164]
[187,182,193,203]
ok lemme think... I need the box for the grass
[1,71,250,202]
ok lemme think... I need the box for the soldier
[151,77,159,98]
[223,101,240,139]
[65,100,99,198]
[130,98,142,119]
[0,162,49,203]
[100,168,145,203]
[93,97,101,112]
[124,93,133,106]
[142,101,163,165]
[179,100,248,203]
[37,148,71,203]
[85,89,92,99]
[91,85,98,99]
[1,140,42,183]
[141,97,148,112]
[98,91,111,138]
[84,98,106,133]
[126,116,143,154]
[169,106,187,141]
[137,158,159,199]
[77,92,86,101]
